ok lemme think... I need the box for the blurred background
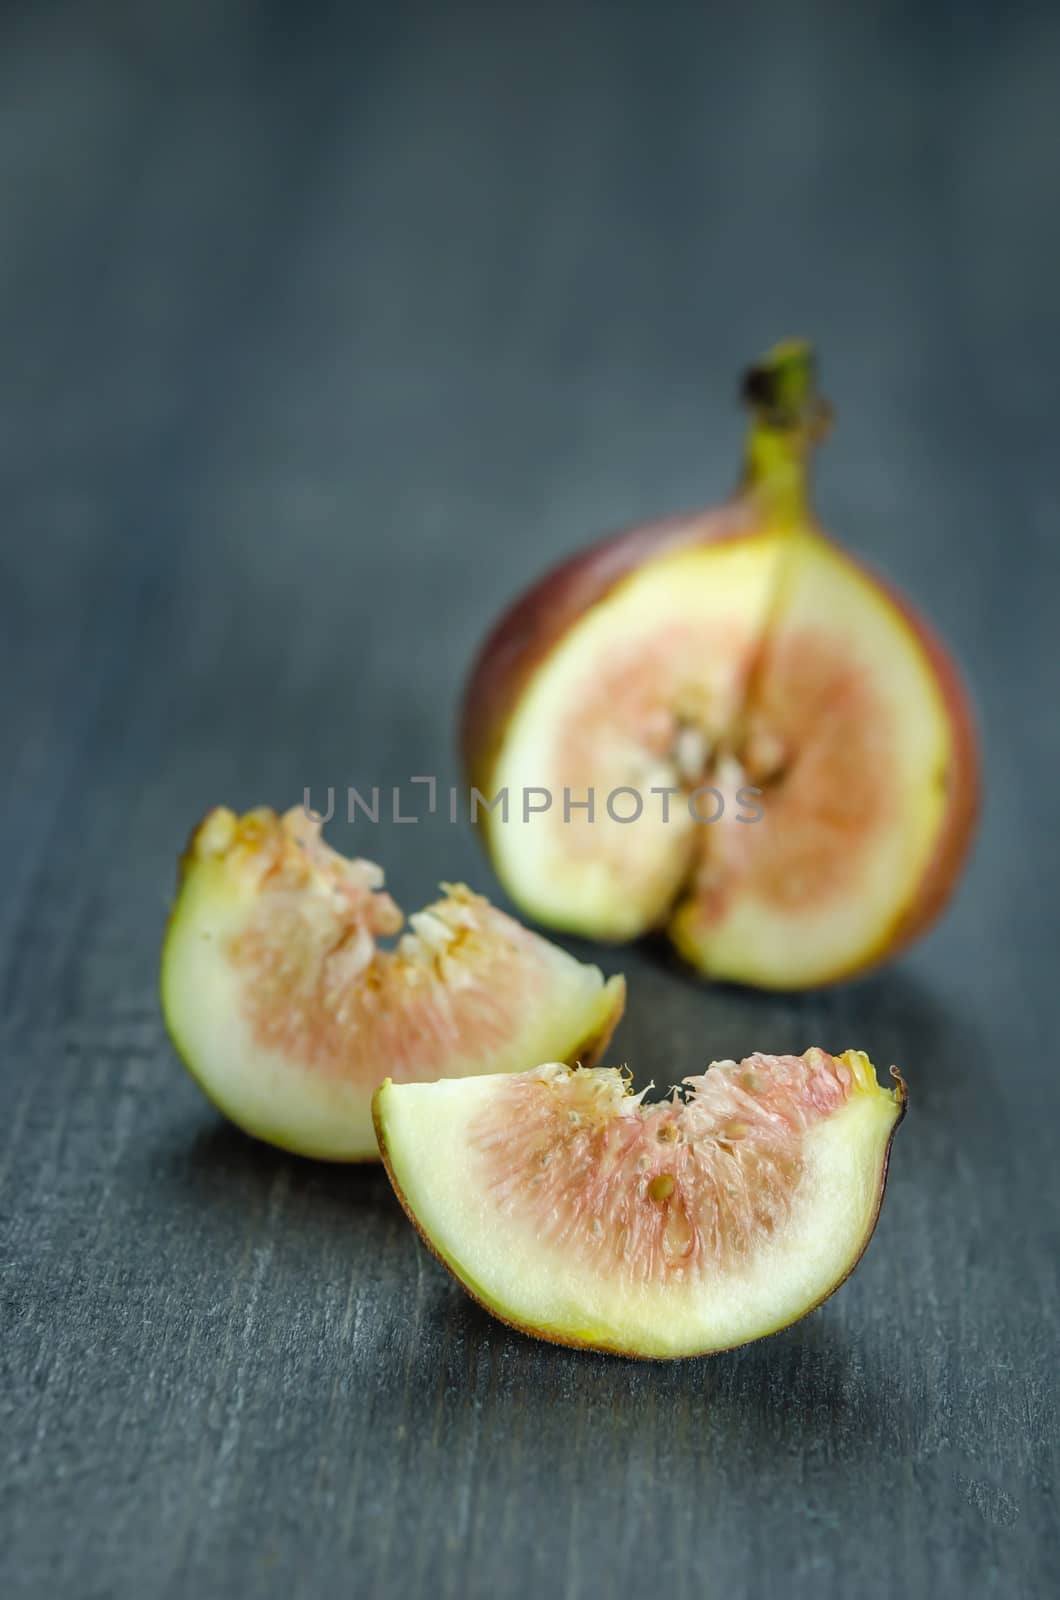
[4,0,1056,923]
[2,3,1057,1598]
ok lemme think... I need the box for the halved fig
[161,806,625,1160]
[461,341,979,987]
[375,1049,905,1358]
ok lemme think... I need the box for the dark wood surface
[2,3,1057,1595]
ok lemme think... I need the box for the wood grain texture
[1,2,1058,1596]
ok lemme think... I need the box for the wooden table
[2,4,1056,1595]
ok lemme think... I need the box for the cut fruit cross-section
[161,806,625,1160]
[461,340,979,987]
[375,1049,906,1358]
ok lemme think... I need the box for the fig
[461,340,979,987]
[160,806,625,1160]
[374,1049,906,1358]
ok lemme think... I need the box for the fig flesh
[375,1049,905,1358]
[461,341,979,987]
[161,806,625,1160]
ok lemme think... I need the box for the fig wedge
[161,806,624,1160]
[375,1050,905,1358]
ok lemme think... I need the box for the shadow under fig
[157,1110,396,1222]
[396,1280,925,1474]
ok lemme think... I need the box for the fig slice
[374,1049,905,1358]
[161,806,625,1160]
[461,340,979,987]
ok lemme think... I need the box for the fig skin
[460,341,980,984]
[373,1055,908,1360]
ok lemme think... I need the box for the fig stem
[740,339,831,518]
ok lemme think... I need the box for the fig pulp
[461,341,979,987]
[161,806,625,1159]
[375,1050,906,1357]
